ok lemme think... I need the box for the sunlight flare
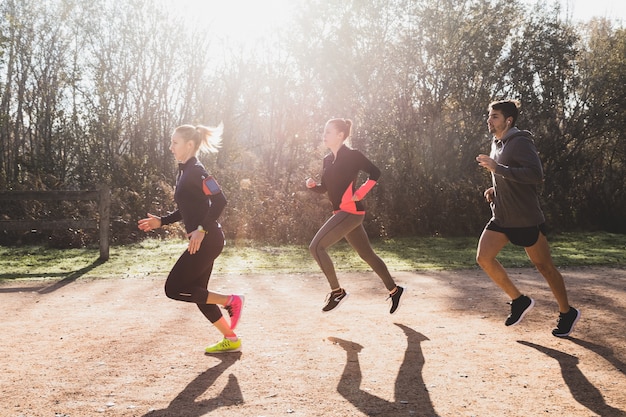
[167,0,294,43]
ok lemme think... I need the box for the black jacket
[160,157,227,233]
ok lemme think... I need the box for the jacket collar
[178,156,198,171]
[495,127,521,144]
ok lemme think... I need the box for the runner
[306,118,404,314]
[138,123,244,352]
[476,100,580,337]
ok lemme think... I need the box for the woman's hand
[138,213,161,232]
[305,178,317,188]
[186,230,205,254]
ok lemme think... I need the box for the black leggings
[309,211,396,291]
[165,226,225,323]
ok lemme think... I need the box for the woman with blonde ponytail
[138,122,245,354]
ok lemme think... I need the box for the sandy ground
[1,266,625,417]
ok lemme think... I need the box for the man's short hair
[489,100,521,126]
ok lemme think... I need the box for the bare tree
[1,0,625,246]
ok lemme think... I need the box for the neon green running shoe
[205,337,242,354]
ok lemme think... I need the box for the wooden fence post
[98,186,111,261]
[0,189,111,262]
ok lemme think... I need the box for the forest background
[1,0,625,248]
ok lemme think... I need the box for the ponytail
[173,122,223,155]
[196,123,223,154]
[327,118,352,141]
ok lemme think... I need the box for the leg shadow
[568,337,626,378]
[143,353,243,417]
[38,259,105,294]
[329,323,438,416]
[518,341,625,416]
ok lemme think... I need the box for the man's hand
[483,187,495,203]
[476,154,497,173]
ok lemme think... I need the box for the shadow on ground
[143,353,243,417]
[518,340,626,417]
[0,259,104,294]
[329,323,439,417]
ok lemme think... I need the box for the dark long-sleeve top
[160,156,227,233]
[489,127,545,227]
[309,144,381,214]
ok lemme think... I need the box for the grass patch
[1,232,624,281]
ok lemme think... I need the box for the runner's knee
[309,239,326,260]
[533,260,555,276]
[164,280,178,300]
[476,252,495,268]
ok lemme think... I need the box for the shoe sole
[205,340,242,354]
[205,347,242,354]
[552,309,581,337]
[322,292,349,313]
[506,298,535,326]
[229,295,245,331]
[390,287,405,315]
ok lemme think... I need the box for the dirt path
[1,267,625,416]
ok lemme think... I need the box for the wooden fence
[0,187,111,261]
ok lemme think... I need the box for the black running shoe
[322,289,349,313]
[505,295,535,326]
[388,286,405,314]
[552,307,581,337]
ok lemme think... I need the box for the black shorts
[485,220,547,247]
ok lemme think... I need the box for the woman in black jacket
[138,123,244,353]
[306,118,404,314]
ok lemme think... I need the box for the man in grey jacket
[475,99,580,337]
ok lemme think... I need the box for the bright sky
[166,0,625,45]
[549,0,626,22]
[167,0,294,43]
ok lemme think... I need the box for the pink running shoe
[224,295,245,331]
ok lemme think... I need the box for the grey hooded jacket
[489,127,546,228]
